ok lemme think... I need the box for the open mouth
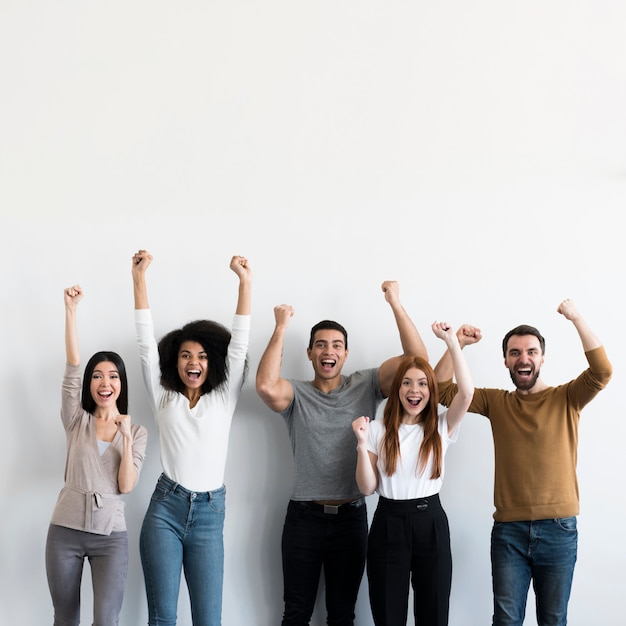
[406,397,421,407]
[98,391,113,399]
[186,369,202,381]
[516,367,533,378]
[321,359,336,371]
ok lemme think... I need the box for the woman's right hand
[64,284,83,309]
[132,249,153,278]
[64,285,83,365]
[229,255,251,280]
[132,250,152,310]
[352,415,370,445]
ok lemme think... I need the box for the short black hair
[502,324,546,358]
[81,351,129,414]
[308,320,348,350]
[158,320,232,395]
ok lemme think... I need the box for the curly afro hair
[158,320,232,395]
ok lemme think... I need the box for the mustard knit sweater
[438,346,612,522]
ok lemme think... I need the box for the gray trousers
[45,524,128,626]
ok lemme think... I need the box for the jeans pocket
[151,482,174,502]
[556,516,577,532]
[209,490,226,514]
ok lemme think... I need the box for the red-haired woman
[352,322,473,626]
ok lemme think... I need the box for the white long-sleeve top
[135,309,250,492]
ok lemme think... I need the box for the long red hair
[381,356,442,479]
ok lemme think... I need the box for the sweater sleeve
[131,423,148,477]
[566,345,612,410]
[60,363,84,431]
[438,377,492,418]
[437,378,456,409]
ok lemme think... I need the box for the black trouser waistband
[377,493,441,512]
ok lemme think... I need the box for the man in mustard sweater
[434,298,612,626]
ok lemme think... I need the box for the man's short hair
[308,320,348,350]
[502,325,546,357]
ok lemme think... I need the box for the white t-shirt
[367,411,458,500]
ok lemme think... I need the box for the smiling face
[89,361,122,411]
[177,340,209,391]
[307,329,349,386]
[399,366,430,423]
[504,334,544,392]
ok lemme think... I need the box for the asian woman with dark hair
[45,285,147,626]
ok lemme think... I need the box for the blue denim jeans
[491,518,578,626]
[281,499,368,626]
[140,474,226,626]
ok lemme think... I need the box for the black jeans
[281,499,368,626]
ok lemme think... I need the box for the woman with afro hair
[131,249,252,626]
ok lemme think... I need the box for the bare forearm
[571,316,602,352]
[557,300,602,352]
[256,326,287,393]
[117,441,137,493]
[434,350,454,382]
[235,275,252,316]
[389,301,428,360]
[447,339,473,403]
[65,308,80,365]
[355,447,378,496]
[133,274,149,310]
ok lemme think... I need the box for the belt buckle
[324,504,339,514]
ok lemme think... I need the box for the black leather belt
[302,497,365,515]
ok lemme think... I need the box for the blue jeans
[140,474,226,626]
[281,499,368,626]
[491,518,578,626]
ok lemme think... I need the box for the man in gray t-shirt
[256,281,427,626]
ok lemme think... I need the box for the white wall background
[1,2,624,625]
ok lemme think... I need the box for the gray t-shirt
[281,368,383,501]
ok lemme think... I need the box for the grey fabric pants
[45,524,128,626]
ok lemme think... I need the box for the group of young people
[44,249,612,626]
